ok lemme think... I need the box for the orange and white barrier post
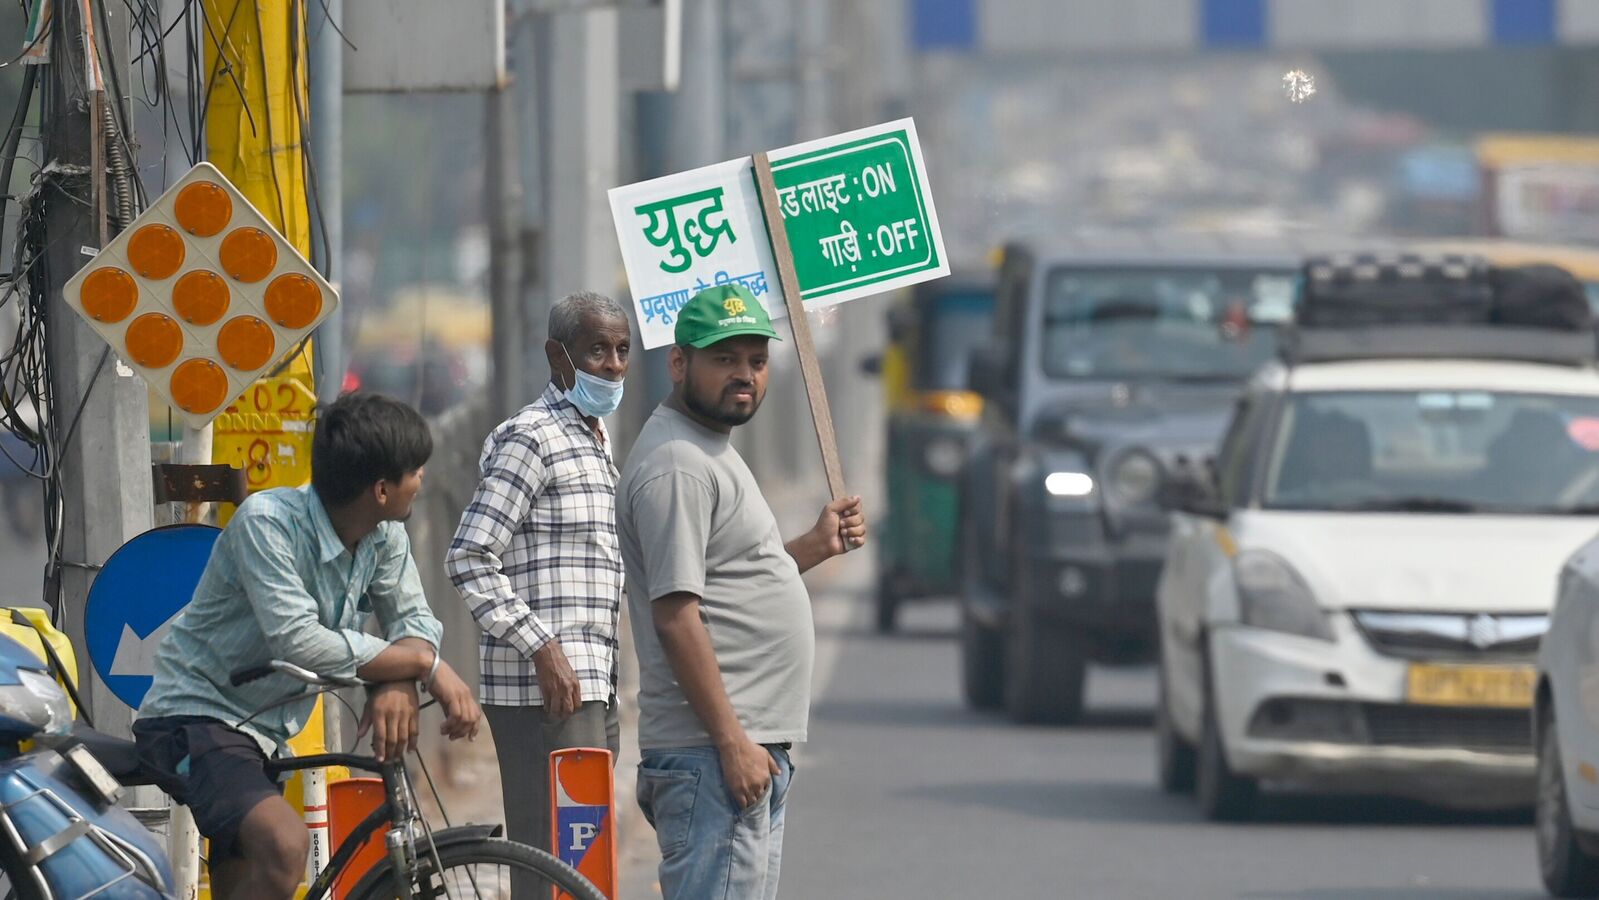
[549,748,616,899]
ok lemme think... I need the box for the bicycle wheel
[347,838,605,900]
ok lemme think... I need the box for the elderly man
[447,291,630,866]
[619,284,866,900]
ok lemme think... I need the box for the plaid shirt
[447,385,623,706]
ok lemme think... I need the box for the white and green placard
[765,118,948,309]
[608,158,785,350]
[609,118,947,348]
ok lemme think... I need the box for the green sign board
[767,119,948,308]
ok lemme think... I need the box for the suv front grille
[1352,610,1546,663]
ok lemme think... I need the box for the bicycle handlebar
[229,660,366,690]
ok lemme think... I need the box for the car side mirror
[1157,465,1228,519]
[859,354,884,377]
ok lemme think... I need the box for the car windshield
[918,291,994,391]
[1262,390,1599,514]
[1042,267,1298,381]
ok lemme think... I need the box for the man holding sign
[618,284,866,900]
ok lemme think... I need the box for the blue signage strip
[1202,0,1267,48]
[911,0,977,51]
[1492,0,1555,45]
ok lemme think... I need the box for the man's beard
[684,381,761,427]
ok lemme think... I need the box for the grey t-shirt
[618,405,814,750]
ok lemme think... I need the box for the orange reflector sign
[173,181,232,237]
[61,162,339,427]
[125,314,184,369]
[265,274,324,329]
[217,316,276,371]
[80,268,138,323]
[127,223,186,280]
[170,359,230,415]
[550,748,616,899]
[220,227,279,283]
[172,270,230,325]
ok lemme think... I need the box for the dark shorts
[132,715,284,861]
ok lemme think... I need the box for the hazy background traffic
[6,2,1598,896]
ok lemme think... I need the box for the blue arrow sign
[84,525,219,710]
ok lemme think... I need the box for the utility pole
[309,0,345,396]
[487,80,523,421]
[795,0,830,141]
[672,0,725,170]
[633,0,724,411]
[510,4,547,400]
[41,0,154,735]
[544,5,619,350]
[512,0,620,397]
[307,0,345,756]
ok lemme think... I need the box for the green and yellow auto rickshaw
[871,274,994,632]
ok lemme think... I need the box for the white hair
[548,291,628,347]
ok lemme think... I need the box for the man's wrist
[795,530,823,564]
[422,649,442,693]
[531,637,560,661]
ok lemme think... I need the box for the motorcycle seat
[58,722,157,787]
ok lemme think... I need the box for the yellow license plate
[1406,663,1535,708]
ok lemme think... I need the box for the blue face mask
[561,347,624,418]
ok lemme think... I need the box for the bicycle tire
[345,837,606,900]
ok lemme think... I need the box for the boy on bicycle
[135,392,482,900]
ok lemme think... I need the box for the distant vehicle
[1473,134,1599,243]
[346,289,490,417]
[1159,254,1599,821]
[1536,544,1599,897]
[347,339,473,417]
[958,233,1305,723]
[867,274,994,632]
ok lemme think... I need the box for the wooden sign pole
[751,151,848,502]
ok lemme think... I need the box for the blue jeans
[637,745,796,900]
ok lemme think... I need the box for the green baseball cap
[673,284,783,349]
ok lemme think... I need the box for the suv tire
[958,514,1004,710]
[961,610,1004,709]
[875,572,899,634]
[1002,605,1087,724]
[1156,662,1197,793]
[1538,707,1599,897]
[1197,661,1257,821]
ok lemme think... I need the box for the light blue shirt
[138,485,444,753]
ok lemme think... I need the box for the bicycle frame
[268,753,404,900]
[267,752,504,900]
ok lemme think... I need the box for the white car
[1156,355,1599,821]
[1534,536,1599,896]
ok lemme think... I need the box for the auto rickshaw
[869,274,994,632]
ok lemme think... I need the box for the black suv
[960,234,1309,722]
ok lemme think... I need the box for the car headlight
[0,669,73,737]
[1045,471,1095,497]
[923,438,965,478]
[1108,450,1161,505]
[1234,550,1333,641]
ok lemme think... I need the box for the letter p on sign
[550,748,616,898]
